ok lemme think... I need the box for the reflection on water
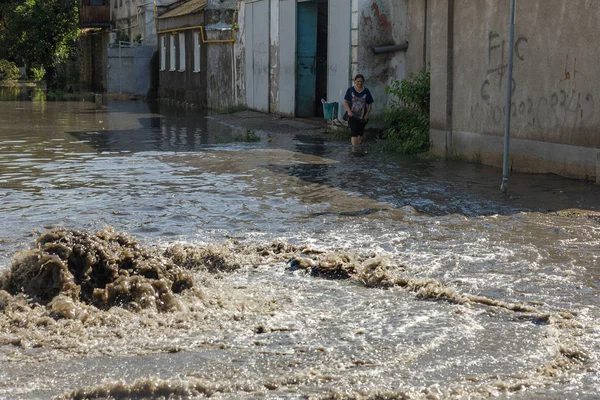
[1,88,600,399]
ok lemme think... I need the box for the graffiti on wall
[470,30,595,131]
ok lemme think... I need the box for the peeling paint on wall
[234,2,246,108]
[359,0,397,83]
[356,0,408,122]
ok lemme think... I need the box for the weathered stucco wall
[430,0,600,180]
[206,31,237,110]
[357,0,408,124]
[80,32,109,92]
[234,1,246,110]
[278,0,296,116]
[328,0,351,119]
[405,0,428,74]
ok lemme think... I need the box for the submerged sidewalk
[208,110,330,136]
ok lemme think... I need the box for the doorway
[296,0,328,117]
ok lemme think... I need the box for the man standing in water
[343,74,374,149]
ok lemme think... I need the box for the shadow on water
[279,132,600,217]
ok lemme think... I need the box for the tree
[0,0,79,84]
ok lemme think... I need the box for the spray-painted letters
[471,31,595,130]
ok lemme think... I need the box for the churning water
[0,88,599,399]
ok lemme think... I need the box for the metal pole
[501,0,516,193]
[119,41,122,95]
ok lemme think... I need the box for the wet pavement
[0,89,599,399]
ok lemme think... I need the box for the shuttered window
[179,33,186,72]
[169,35,176,71]
[160,36,166,71]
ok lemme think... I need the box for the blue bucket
[322,101,338,120]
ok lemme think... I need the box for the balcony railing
[80,0,110,28]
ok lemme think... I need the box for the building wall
[80,31,109,92]
[107,45,154,95]
[277,0,296,116]
[206,30,237,110]
[111,0,175,46]
[430,0,600,180]
[328,0,351,119]
[355,0,409,124]
[157,13,208,107]
[405,0,429,74]
[234,2,246,110]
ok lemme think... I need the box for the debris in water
[0,227,195,313]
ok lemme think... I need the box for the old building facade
[135,0,600,180]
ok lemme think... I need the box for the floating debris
[0,227,194,313]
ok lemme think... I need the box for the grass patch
[215,129,261,143]
[221,105,248,114]
[325,127,351,141]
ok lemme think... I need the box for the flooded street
[1,89,599,399]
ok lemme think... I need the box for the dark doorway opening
[315,0,328,117]
[296,0,328,118]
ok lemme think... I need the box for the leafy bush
[233,129,260,142]
[29,65,45,82]
[0,59,20,81]
[382,68,430,154]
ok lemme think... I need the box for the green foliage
[215,129,261,144]
[383,68,430,154]
[116,30,129,44]
[0,0,79,75]
[0,58,19,81]
[326,127,351,141]
[233,129,260,142]
[221,104,248,114]
[29,65,45,82]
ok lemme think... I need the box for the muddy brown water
[0,88,599,399]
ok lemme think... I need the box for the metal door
[296,1,318,117]
[245,0,270,112]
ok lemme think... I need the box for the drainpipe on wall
[372,43,408,54]
[501,0,516,193]
[445,0,454,156]
[423,0,427,69]
[596,151,600,184]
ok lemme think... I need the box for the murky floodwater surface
[0,90,599,399]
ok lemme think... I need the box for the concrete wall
[430,0,600,180]
[278,0,296,116]
[234,2,246,110]
[80,31,109,92]
[328,0,351,120]
[355,0,409,124]
[108,45,154,95]
[406,0,429,74]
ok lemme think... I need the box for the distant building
[79,0,111,92]
[156,0,238,109]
